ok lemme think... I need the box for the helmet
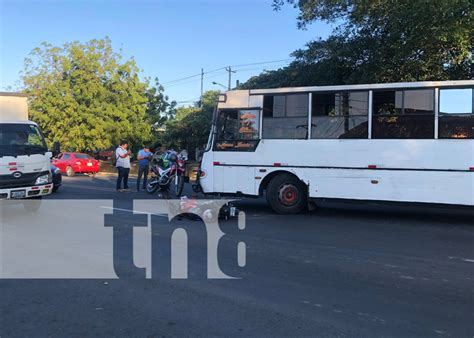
[169,153,178,162]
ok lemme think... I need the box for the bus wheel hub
[279,184,298,206]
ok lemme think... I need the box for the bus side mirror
[52,141,60,157]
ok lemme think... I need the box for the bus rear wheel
[266,173,307,214]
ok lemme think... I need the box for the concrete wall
[0,93,28,120]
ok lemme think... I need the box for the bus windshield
[213,109,260,151]
[0,123,48,157]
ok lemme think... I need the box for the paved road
[1,174,474,336]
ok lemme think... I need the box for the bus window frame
[310,90,370,140]
[213,107,262,152]
[262,93,310,140]
[246,84,473,142]
[371,88,436,140]
[437,86,474,139]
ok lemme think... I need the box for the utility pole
[225,66,236,91]
[200,68,204,107]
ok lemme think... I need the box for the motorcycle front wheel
[146,177,160,194]
[170,175,184,198]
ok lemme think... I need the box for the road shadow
[233,197,474,227]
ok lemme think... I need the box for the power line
[162,69,228,86]
[161,58,293,85]
[161,67,228,85]
[162,73,202,85]
[230,58,292,68]
[232,62,290,73]
[163,63,290,89]
[164,71,229,88]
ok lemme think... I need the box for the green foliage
[146,77,177,128]
[242,0,473,88]
[22,38,166,152]
[160,91,219,158]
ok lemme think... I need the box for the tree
[145,77,177,129]
[160,91,219,158]
[22,38,154,152]
[242,0,473,88]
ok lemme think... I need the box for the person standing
[116,140,132,192]
[136,145,152,191]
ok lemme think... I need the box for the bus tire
[266,173,307,214]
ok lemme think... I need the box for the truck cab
[0,93,54,199]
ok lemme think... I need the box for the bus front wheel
[266,173,307,214]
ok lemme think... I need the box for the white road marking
[400,275,415,280]
[303,302,386,324]
[384,264,399,268]
[448,256,474,263]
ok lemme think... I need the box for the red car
[53,152,100,177]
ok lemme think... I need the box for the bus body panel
[201,139,474,205]
[212,139,473,171]
[199,81,474,209]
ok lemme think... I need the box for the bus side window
[372,89,435,139]
[262,94,308,139]
[311,91,369,139]
[439,88,473,139]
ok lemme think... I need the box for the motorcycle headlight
[35,173,52,185]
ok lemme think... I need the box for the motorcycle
[146,150,188,198]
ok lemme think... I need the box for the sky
[0,0,332,105]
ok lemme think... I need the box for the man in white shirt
[115,140,132,192]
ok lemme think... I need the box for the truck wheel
[266,173,307,214]
[66,166,75,177]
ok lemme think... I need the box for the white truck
[0,92,57,200]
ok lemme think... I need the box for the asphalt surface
[1,174,474,337]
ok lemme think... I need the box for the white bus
[195,81,474,214]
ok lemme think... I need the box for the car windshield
[75,153,92,159]
[0,123,48,157]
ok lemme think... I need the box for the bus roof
[248,80,474,95]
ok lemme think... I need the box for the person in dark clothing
[136,145,152,191]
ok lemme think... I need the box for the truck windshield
[0,123,48,157]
